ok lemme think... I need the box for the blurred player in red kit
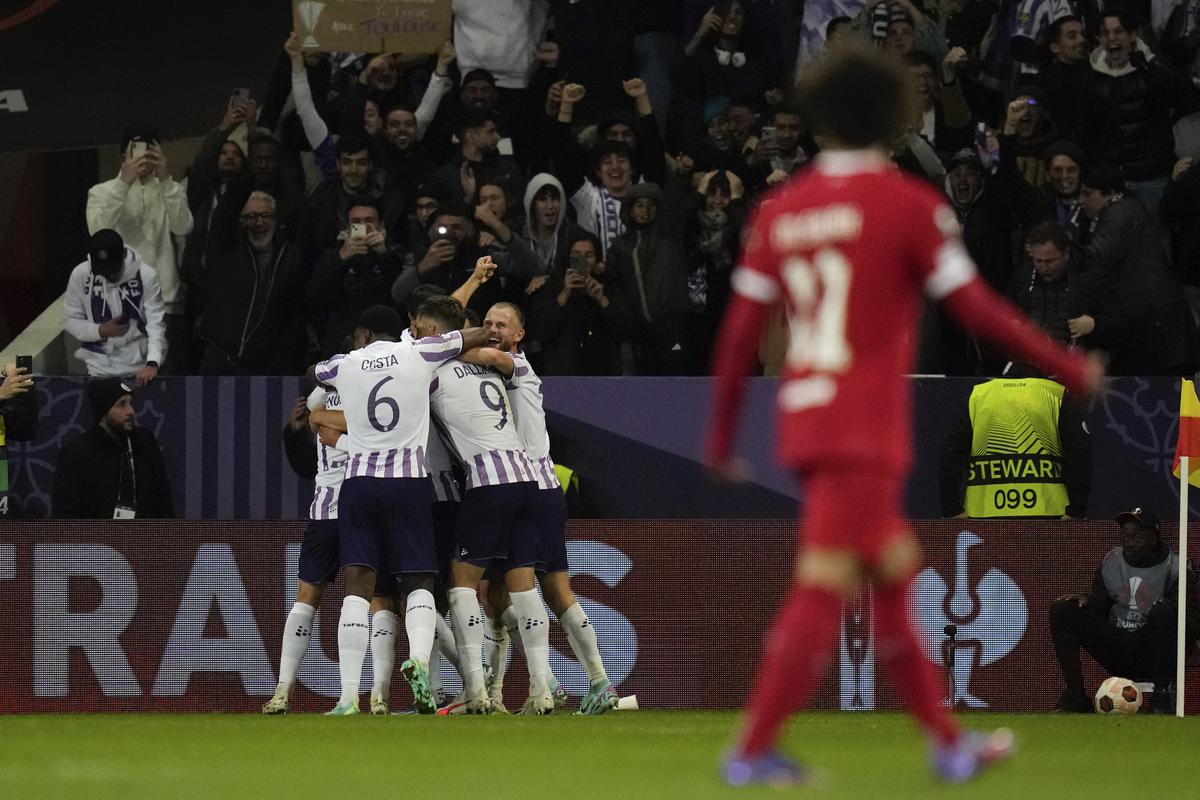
[707,46,1104,787]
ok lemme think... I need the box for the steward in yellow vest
[939,365,1091,519]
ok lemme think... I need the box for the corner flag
[1173,379,1197,717]
[1173,379,1200,488]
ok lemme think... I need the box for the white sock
[449,587,485,696]
[369,609,397,698]
[277,602,316,693]
[336,595,370,706]
[483,614,507,671]
[435,613,461,672]
[430,650,444,698]
[502,606,524,656]
[404,589,437,666]
[510,589,552,693]
[561,602,609,685]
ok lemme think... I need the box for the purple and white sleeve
[314,354,346,387]
[415,330,464,365]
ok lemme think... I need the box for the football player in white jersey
[309,305,489,715]
[472,302,619,714]
[263,387,351,714]
[414,295,556,714]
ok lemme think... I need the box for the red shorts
[797,467,909,567]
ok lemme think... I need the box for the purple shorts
[297,518,340,585]
[338,476,436,576]
[530,487,569,574]
[453,482,539,568]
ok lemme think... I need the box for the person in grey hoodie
[520,173,586,279]
[606,182,691,375]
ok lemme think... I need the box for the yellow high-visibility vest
[554,463,578,496]
[964,378,1070,518]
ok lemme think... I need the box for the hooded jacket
[521,172,585,275]
[86,174,193,311]
[606,183,691,324]
[1083,41,1181,180]
[63,247,167,377]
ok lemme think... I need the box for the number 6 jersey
[314,332,464,478]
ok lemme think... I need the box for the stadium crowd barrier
[1,376,1193,521]
[2,519,1196,713]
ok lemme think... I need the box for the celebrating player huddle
[263,285,618,716]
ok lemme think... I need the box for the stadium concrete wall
[1,376,1193,520]
[1,519,1195,713]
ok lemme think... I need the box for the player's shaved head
[484,302,526,352]
[797,43,914,148]
[489,302,525,327]
[414,295,466,334]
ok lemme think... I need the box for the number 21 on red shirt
[782,248,852,373]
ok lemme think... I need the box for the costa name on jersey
[314,331,464,479]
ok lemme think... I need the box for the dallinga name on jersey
[451,363,497,379]
[966,454,1063,485]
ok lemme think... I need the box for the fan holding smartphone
[62,229,168,386]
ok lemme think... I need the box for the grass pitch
[0,711,1197,799]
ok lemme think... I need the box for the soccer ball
[1094,677,1142,715]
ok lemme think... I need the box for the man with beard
[198,191,307,375]
[390,202,534,318]
[52,379,173,519]
[428,109,524,205]
[302,132,401,264]
[377,105,436,205]
[1033,16,1089,141]
[243,132,303,241]
[746,104,808,195]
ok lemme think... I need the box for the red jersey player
[707,46,1103,787]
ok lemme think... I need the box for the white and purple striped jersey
[404,325,462,501]
[310,390,349,519]
[430,358,536,489]
[314,332,463,479]
[426,425,461,503]
[504,352,560,491]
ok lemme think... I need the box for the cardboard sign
[293,0,451,54]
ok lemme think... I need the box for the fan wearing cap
[62,229,166,386]
[50,379,173,519]
[86,123,193,374]
[1049,507,1199,713]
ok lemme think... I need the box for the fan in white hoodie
[63,230,166,384]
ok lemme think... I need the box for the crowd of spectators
[77,1,1200,377]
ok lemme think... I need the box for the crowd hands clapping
[72,1,1200,380]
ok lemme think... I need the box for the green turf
[0,711,1197,799]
